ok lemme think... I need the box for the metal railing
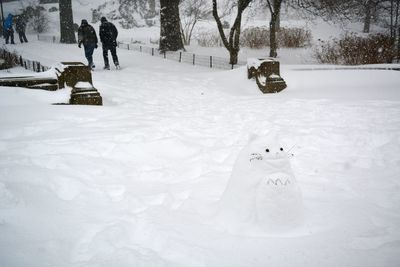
[117,42,246,70]
[0,48,50,72]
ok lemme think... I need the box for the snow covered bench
[55,62,102,106]
[247,58,287,93]
[69,81,102,106]
[55,62,93,89]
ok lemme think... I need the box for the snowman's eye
[265,149,270,153]
[280,148,283,151]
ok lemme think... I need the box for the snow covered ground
[1,36,400,266]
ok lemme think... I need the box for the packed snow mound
[217,133,303,232]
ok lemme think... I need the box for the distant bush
[315,33,395,65]
[197,30,222,47]
[48,7,58,13]
[22,5,49,33]
[240,26,312,49]
[222,20,230,29]
[241,27,269,48]
[278,27,312,48]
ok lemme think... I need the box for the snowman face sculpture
[250,142,287,162]
[217,133,303,230]
[245,137,292,176]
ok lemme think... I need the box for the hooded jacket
[99,18,118,47]
[4,14,13,31]
[78,20,98,46]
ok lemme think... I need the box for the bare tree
[59,0,76,43]
[159,0,185,51]
[180,0,210,45]
[212,0,253,64]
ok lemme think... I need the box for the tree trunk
[268,0,282,58]
[229,48,239,65]
[274,0,280,30]
[363,0,372,33]
[159,0,184,52]
[269,13,278,57]
[59,0,76,43]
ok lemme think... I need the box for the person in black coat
[78,19,98,69]
[16,15,28,43]
[99,17,120,70]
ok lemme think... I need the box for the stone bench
[0,61,102,106]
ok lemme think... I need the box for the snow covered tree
[180,0,210,45]
[159,0,184,52]
[59,0,76,43]
[119,0,148,28]
[212,0,254,64]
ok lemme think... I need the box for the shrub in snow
[217,133,303,232]
[197,30,223,47]
[240,26,312,49]
[48,7,58,13]
[22,5,49,33]
[315,33,395,65]
[241,27,270,48]
[278,27,312,48]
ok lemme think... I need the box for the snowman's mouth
[265,178,291,186]
[250,153,286,162]
[250,153,263,162]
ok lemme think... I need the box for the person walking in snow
[78,19,98,70]
[99,17,120,70]
[3,14,15,45]
[16,15,28,43]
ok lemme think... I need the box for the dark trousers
[84,43,96,67]
[18,31,28,43]
[102,45,119,67]
[5,29,14,44]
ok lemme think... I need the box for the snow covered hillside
[1,37,400,266]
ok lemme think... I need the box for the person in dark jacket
[78,19,98,69]
[3,14,15,45]
[99,17,120,70]
[15,15,28,43]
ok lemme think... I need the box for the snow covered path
[1,40,400,267]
